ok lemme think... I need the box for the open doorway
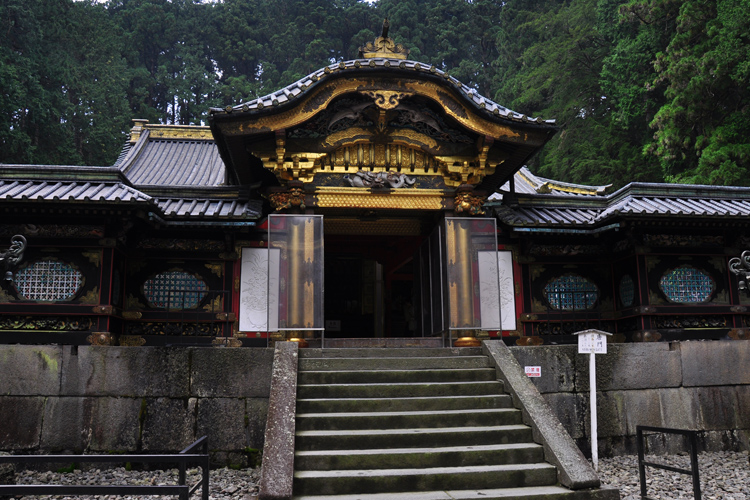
[324,234,422,338]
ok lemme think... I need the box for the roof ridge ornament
[358,18,410,60]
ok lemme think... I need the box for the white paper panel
[479,250,516,331]
[239,247,279,332]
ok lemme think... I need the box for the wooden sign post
[574,329,612,471]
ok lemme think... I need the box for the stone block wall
[509,341,750,456]
[0,346,274,467]
[1,341,748,463]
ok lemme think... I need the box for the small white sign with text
[524,366,541,377]
[578,332,608,354]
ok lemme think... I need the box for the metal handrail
[636,425,701,500]
[0,436,210,500]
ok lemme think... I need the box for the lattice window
[619,275,635,307]
[659,266,714,303]
[543,274,598,311]
[143,271,208,309]
[14,260,84,301]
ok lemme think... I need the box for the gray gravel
[598,451,750,500]
[13,466,261,500]
[9,451,750,499]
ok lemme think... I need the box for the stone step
[296,380,505,399]
[292,485,622,500]
[299,347,484,358]
[294,442,545,470]
[293,463,558,496]
[299,356,490,371]
[297,367,498,384]
[295,425,534,451]
[295,408,523,431]
[296,394,514,413]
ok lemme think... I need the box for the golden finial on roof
[358,18,410,60]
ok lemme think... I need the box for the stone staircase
[291,347,619,500]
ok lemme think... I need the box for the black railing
[0,436,209,500]
[637,425,701,500]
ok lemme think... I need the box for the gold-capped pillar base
[453,332,481,348]
[286,331,309,348]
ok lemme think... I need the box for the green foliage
[647,0,750,185]
[0,0,747,190]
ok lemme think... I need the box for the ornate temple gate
[211,24,555,346]
[237,214,506,346]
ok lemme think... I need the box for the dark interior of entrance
[324,234,423,338]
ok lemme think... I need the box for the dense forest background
[1,0,748,189]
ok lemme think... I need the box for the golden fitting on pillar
[453,331,481,347]
[286,331,309,348]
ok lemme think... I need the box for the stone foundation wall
[509,341,750,456]
[0,346,274,467]
[1,341,748,463]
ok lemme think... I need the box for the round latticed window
[619,275,635,307]
[659,266,714,303]
[143,271,208,309]
[14,260,84,301]
[543,274,598,311]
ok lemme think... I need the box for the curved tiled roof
[119,129,225,187]
[0,179,152,204]
[493,180,750,228]
[209,58,555,127]
[154,197,262,219]
[493,167,611,198]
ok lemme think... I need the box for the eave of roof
[492,180,750,229]
[117,127,226,187]
[208,58,556,128]
[0,178,153,205]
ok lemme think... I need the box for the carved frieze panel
[0,224,105,239]
[0,315,94,331]
[651,315,727,329]
[136,239,225,251]
[123,322,221,336]
[642,233,724,247]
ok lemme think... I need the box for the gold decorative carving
[122,311,143,319]
[87,332,114,346]
[728,329,749,340]
[213,337,243,347]
[314,187,447,210]
[0,287,12,302]
[125,294,145,311]
[217,77,538,145]
[82,250,101,267]
[358,19,410,60]
[142,123,213,140]
[454,189,486,216]
[79,287,100,304]
[360,90,413,110]
[119,335,146,346]
[268,185,306,211]
[203,295,223,313]
[205,262,223,278]
[632,330,662,342]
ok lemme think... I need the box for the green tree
[0,0,130,165]
[646,0,750,185]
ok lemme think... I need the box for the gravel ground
[13,466,261,500]
[8,450,750,499]
[598,451,750,500]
